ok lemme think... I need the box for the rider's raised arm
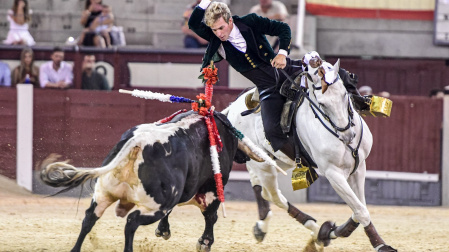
[188,0,214,42]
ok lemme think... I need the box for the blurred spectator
[0,61,12,87]
[3,0,35,46]
[444,85,449,95]
[377,91,390,98]
[12,47,39,88]
[249,0,289,51]
[182,0,208,48]
[39,47,73,89]
[78,0,105,47]
[358,85,373,96]
[81,55,110,90]
[90,5,114,48]
[429,89,444,99]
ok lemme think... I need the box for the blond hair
[204,2,231,27]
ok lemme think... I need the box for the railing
[0,45,230,89]
[0,88,443,180]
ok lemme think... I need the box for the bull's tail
[40,135,143,195]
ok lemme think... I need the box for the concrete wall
[3,0,445,60]
[316,17,449,59]
[0,0,308,50]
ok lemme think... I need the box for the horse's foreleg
[320,168,396,251]
[329,163,367,240]
[71,198,110,252]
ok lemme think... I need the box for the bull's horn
[238,140,264,162]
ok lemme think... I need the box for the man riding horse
[188,0,368,162]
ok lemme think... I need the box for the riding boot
[351,94,371,111]
[279,140,295,161]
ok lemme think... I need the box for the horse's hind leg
[155,210,172,240]
[71,198,113,252]
[252,185,272,242]
[124,209,165,252]
[319,167,396,251]
[252,162,319,240]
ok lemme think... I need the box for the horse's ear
[333,58,341,73]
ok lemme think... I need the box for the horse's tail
[40,135,142,195]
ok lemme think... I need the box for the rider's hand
[271,54,287,69]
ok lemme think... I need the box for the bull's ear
[322,81,328,94]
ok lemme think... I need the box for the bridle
[309,73,355,137]
[280,68,364,175]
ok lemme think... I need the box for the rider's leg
[339,68,370,111]
[260,92,295,160]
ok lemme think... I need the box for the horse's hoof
[155,228,171,240]
[196,237,211,252]
[253,223,267,242]
[376,244,397,252]
[317,221,336,247]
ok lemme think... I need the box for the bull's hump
[133,114,204,145]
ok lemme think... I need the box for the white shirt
[198,0,288,58]
[39,61,73,88]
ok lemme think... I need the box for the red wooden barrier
[0,88,443,180]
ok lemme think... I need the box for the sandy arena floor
[1,175,448,252]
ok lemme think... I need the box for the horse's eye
[318,102,325,107]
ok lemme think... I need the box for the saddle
[241,79,319,190]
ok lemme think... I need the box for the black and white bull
[40,111,254,252]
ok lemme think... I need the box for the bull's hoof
[196,237,211,252]
[155,228,171,240]
[376,244,397,252]
[253,223,267,242]
[317,221,336,247]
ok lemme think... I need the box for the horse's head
[307,59,356,144]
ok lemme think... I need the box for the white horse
[224,59,396,251]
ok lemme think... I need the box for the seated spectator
[78,0,105,47]
[3,0,36,46]
[12,47,39,88]
[429,89,444,99]
[81,54,110,90]
[358,85,373,96]
[249,0,289,51]
[0,61,12,87]
[89,5,114,48]
[39,47,73,89]
[182,0,208,48]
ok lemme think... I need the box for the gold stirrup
[292,162,314,191]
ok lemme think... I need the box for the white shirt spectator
[249,1,289,46]
[3,9,35,46]
[39,61,73,88]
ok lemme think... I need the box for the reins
[280,68,363,175]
